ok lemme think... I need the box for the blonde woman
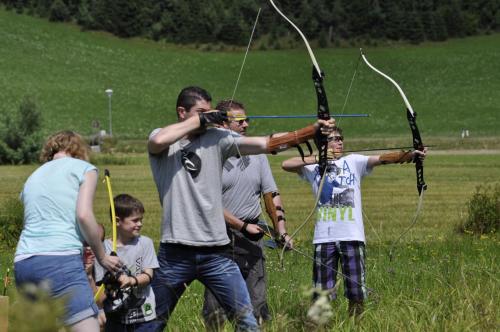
[14,130,122,332]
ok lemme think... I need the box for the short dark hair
[112,194,145,220]
[176,86,211,111]
[215,99,245,113]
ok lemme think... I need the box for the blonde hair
[40,130,90,162]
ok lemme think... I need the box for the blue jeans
[105,317,158,332]
[150,243,258,332]
[14,254,98,325]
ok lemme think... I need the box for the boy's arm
[282,155,317,174]
[118,268,155,288]
[367,148,427,169]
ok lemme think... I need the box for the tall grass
[0,152,498,330]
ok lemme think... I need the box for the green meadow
[1,9,500,142]
[1,153,499,330]
[0,7,499,331]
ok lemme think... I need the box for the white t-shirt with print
[301,154,370,244]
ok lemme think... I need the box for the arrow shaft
[248,114,369,119]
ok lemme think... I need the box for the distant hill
[0,9,499,140]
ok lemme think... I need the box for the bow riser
[406,109,427,195]
[313,69,330,120]
[312,67,330,175]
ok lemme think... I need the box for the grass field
[0,5,499,331]
[1,8,500,142]
[1,153,498,330]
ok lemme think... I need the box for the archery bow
[268,0,333,265]
[94,169,117,301]
[268,0,330,175]
[359,49,427,260]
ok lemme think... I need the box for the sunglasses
[327,135,344,142]
[229,117,250,125]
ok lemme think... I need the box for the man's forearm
[237,124,318,156]
[148,116,201,154]
[224,209,245,230]
[272,195,287,235]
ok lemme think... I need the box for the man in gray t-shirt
[202,100,294,328]
[147,86,334,332]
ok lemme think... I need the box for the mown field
[1,8,500,143]
[1,153,499,330]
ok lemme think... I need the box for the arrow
[248,114,369,119]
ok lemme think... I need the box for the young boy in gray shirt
[95,194,159,331]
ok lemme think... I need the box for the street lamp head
[105,89,113,97]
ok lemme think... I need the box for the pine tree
[433,11,448,40]
[420,10,437,41]
[403,11,425,44]
[49,0,70,22]
[383,1,404,40]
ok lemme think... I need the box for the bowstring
[225,7,261,315]
[337,52,362,129]
[279,167,327,267]
[229,8,261,105]
[227,8,261,160]
[280,50,363,269]
[267,230,378,299]
[359,50,427,262]
[388,190,425,261]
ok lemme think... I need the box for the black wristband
[198,113,207,128]
[142,272,152,284]
[240,222,264,241]
[131,276,139,287]
[275,206,285,213]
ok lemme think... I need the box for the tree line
[2,0,500,47]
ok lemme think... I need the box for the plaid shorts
[312,241,368,301]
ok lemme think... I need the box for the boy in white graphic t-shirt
[282,127,427,317]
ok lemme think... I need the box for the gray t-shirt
[222,154,277,221]
[95,236,159,324]
[149,127,241,246]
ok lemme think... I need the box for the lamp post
[105,89,113,136]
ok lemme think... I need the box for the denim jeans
[14,254,98,325]
[105,317,158,332]
[150,243,258,332]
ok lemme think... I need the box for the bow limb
[360,50,427,260]
[268,0,332,266]
[94,169,117,302]
[360,49,427,195]
[268,0,331,173]
[268,0,321,76]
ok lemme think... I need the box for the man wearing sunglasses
[281,127,427,317]
[202,99,293,329]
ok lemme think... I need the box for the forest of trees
[2,0,499,48]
